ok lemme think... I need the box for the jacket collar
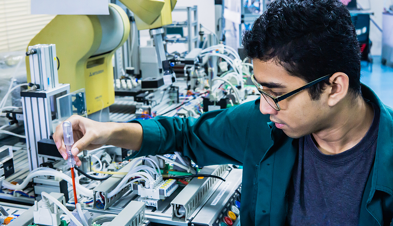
[264,84,393,196]
[361,84,393,198]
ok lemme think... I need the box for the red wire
[70,167,78,206]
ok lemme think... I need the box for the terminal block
[134,179,178,200]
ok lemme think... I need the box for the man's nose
[259,95,278,115]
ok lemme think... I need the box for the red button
[224,216,233,226]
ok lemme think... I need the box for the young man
[54,0,393,225]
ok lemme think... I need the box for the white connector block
[33,200,61,226]
[138,197,159,208]
[137,179,178,200]
[219,61,228,72]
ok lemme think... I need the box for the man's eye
[267,90,280,96]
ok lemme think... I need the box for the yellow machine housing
[120,0,177,30]
[26,4,130,115]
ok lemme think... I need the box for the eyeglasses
[251,74,332,111]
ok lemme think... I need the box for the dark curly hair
[243,0,361,100]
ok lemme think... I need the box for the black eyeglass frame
[251,74,332,111]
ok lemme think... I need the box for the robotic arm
[120,0,177,30]
[121,0,178,87]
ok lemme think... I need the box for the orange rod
[70,167,78,206]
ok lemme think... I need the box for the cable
[143,157,161,175]
[159,91,208,116]
[201,24,219,43]
[0,57,23,110]
[92,214,117,223]
[242,63,253,68]
[114,178,145,196]
[107,172,152,198]
[0,106,18,111]
[91,168,128,175]
[0,130,25,139]
[165,174,226,182]
[156,155,192,172]
[212,77,242,104]
[0,83,29,111]
[74,167,111,181]
[91,155,103,171]
[76,203,89,226]
[2,168,93,197]
[174,152,187,166]
[41,192,83,226]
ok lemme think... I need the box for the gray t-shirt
[287,104,379,226]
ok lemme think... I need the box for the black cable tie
[26,49,37,56]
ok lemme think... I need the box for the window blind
[0,0,54,53]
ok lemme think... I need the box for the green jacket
[133,84,393,226]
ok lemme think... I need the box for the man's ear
[326,72,349,107]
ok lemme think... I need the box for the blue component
[48,77,50,86]
[170,62,175,67]
[235,200,241,209]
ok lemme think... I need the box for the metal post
[23,44,70,170]
[187,7,192,52]
[150,28,167,70]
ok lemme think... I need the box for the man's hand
[53,115,144,166]
[53,115,111,166]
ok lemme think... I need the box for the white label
[208,105,221,111]
[31,0,109,15]
[211,183,231,206]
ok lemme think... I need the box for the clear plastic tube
[2,169,93,197]
[133,165,159,177]
[76,203,88,226]
[107,172,153,198]
[201,53,241,75]
[113,178,145,197]
[174,152,187,166]
[156,155,191,172]
[202,45,240,60]
[142,157,161,175]
[91,155,103,171]
[0,83,29,114]
[212,77,242,103]
[41,192,83,226]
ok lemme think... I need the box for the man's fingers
[71,133,95,156]
[74,156,82,167]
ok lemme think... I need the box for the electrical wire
[41,192,83,226]
[165,174,226,182]
[159,92,208,116]
[92,214,117,223]
[107,172,152,198]
[156,155,193,173]
[212,77,242,104]
[74,167,111,181]
[201,24,219,43]
[2,168,93,197]
[174,152,187,166]
[0,130,25,139]
[143,157,161,175]
[91,155,103,171]
[76,203,89,226]
[91,168,128,175]
[0,83,29,114]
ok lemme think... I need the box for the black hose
[166,174,226,182]
[74,167,111,181]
